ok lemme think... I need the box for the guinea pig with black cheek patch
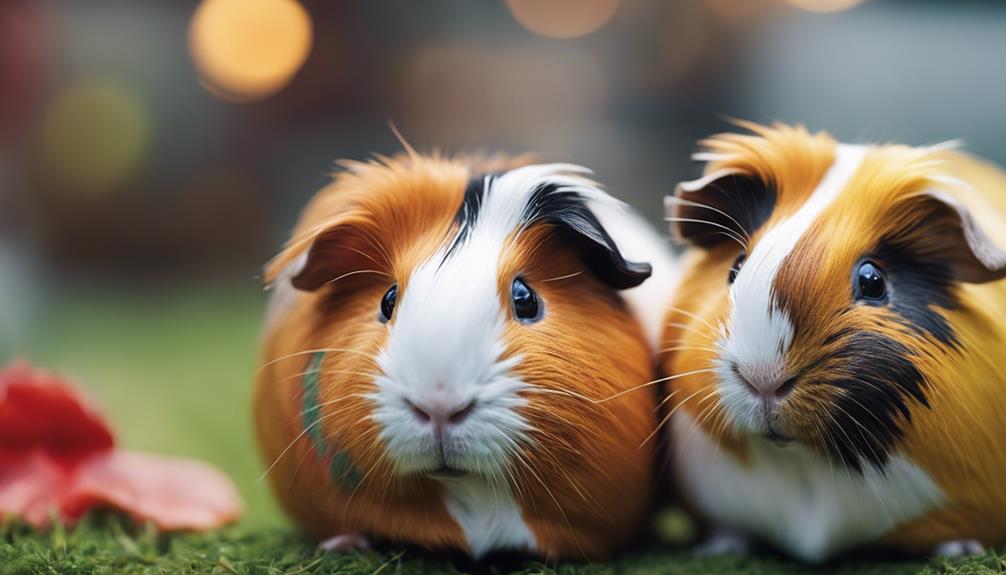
[254,154,679,560]
[661,122,1006,562]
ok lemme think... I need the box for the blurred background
[1,0,1004,529]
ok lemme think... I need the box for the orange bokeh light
[506,0,620,39]
[189,0,312,102]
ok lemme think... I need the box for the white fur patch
[672,412,945,562]
[437,476,538,558]
[719,145,868,431]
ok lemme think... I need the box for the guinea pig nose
[733,363,796,400]
[406,399,476,427]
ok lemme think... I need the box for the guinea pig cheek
[308,347,388,475]
[770,383,836,445]
[665,304,736,431]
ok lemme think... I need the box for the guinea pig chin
[368,363,532,479]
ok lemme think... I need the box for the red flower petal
[0,361,243,530]
[63,450,244,530]
[0,361,114,467]
[0,452,66,526]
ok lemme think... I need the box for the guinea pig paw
[934,539,985,557]
[318,534,371,553]
[693,531,752,556]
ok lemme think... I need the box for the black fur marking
[815,331,930,472]
[871,242,960,347]
[523,183,651,290]
[675,173,777,249]
[442,174,496,264]
[441,172,651,289]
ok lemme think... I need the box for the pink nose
[733,362,796,400]
[407,399,475,429]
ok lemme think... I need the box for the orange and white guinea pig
[662,122,1006,562]
[254,153,678,559]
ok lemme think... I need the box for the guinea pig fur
[255,153,678,560]
[661,121,1006,562]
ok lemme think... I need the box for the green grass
[2,515,1002,575]
[3,285,1003,574]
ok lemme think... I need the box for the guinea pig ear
[545,205,652,290]
[666,169,775,248]
[266,217,382,292]
[922,190,1006,283]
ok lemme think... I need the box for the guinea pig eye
[379,284,398,322]
[854,261,887,302]
[728,253,746,285]
[511,278,542,323]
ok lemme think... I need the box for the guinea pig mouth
[764,421,794,445]
[426,465,468,481]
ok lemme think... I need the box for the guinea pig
[254,152,678,560]
[660,121,1006,562]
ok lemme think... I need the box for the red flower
[0,361,243,530]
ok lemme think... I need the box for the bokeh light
[39,81,150,194]
[506,0,620,39]
[784,0,867,13]
[189,0,312,102]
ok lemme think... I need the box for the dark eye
[728,253,746,285]
[855,261,887,302]
[511,278,542,322]
[379,284,398,322]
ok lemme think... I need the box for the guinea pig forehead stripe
[438,163,602,265]
[726,145,868,363]
[441,173,498,264]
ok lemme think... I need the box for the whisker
[285,442,316,493]
[666,322,718,341]
[356,228,394,265]
[593,368,718,404]
[654,388,681,411]
[299,392,371,416]
[664,304,724,336]
[528,386,598,404]
[541,271,583,283]
[256,410,341,484]
[260,347,373,371]
[281,369,375,385]
[664,217,747,248]
[640,383,714,448]
[665,196,751,242]
[658,345,720,355]
[342,244,388,269]
[325,269,391,286]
